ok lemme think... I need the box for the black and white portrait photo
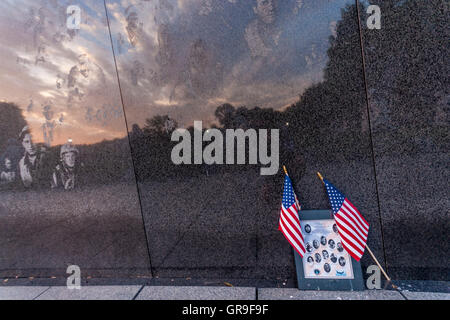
[300,219,354,279]
[313,239,320,249]
[304,224,311,233]
[328,239,335,249]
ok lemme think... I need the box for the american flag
[278,174,306,257]
[324,179,369,261]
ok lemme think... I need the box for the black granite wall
[0,0,447,283]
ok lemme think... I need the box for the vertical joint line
[103,0,154,277]
[355,1,388,271]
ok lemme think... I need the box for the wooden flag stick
[283,165,301,211]
[316,171,396,289]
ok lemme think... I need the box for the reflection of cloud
[0,0,348,145]
[107,0,342,128]
[0,0,128,145]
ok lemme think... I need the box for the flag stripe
[280,218,305,253]
[342,201,369,233]
[337,208,368,240]
[344,200,369,229]
[337,228,364,256]
[339,206,368,239]
[279,218,305,255]
[335,218,366,251]
[340,237,363,260]
[280,209,305,247]
[282,205,302,233]
[324,179,370,261]
[279,174,305,258]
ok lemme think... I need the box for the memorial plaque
[294,210,364,291]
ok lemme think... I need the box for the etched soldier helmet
[18,125,30,141]
[60,141,79,157]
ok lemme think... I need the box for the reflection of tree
[0,102,27,151]
[284,3,366,163]
[143,115,178,137]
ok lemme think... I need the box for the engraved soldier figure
[18,126,49,189]
[0,157,16,186]
[51,140,83,190]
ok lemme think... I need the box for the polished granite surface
[0,0,151,278]
[0,0,447,282]
[358,0,449,280]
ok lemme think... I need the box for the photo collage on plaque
[301,219,354,279]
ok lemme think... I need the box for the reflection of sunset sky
[0,0,347,145]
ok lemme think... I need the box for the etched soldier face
[22,133,36,156]
[43,105,54,121]
[255,0,275,24]
[5,158,12,170]
[63,152,77,168]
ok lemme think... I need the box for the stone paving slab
[0,286,50,300]
[136,286,256,300]
[258,288,405,300]
[1,285,449,300]
[402,291,450,300]
[35,285,142,300]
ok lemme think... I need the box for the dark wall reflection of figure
[0,157,16,186]
[0,138,23,190]
[18,126,50,189]
[245,0,281,58]
[51,141,83,190]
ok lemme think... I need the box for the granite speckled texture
[135,286,256,300]
[0,286,49,300]
[106,0,385,281]
[258,288,405,300]
[36,285,142,300]
[0,0,446,284]
[358,0,449,280]
[0,0,151,279]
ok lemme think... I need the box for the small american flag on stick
[278,169,306,257]
[323,178,369,261]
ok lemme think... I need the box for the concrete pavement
[0,285,448,300]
